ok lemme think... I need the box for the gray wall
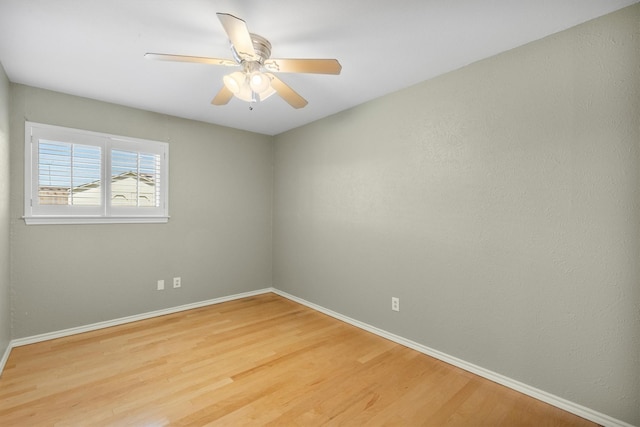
[273,5,639,425]
[0,63,10,355]
[9,85,273,338]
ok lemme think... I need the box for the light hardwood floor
[0,293,598,426]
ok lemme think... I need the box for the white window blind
[111,149,161,208]
[25,122,169,224]
[38,140,102,207]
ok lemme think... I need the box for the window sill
[23,216,170,225]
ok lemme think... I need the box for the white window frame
[24,121,169,225]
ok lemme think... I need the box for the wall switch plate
[173,277,181,288]
[157,280,164,291]
[392,297,400,312]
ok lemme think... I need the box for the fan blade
[145,53,237,67]
[264,58,342,75]
[216,13,256,60]
[211,86,234,105]
[267,74,308,109]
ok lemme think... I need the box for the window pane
[111,149,161,207]
[38,140,101,206]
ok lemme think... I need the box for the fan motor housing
[231,33,272,64]
[250,34,272,63]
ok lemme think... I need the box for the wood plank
[0,293,599,426]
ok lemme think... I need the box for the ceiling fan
[145,13,342,109]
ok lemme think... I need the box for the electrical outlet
[157,280,164,291]
[392,297,400,312]
[173,277,181,288]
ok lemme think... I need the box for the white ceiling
[0,0,637,135]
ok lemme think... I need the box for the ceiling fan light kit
[223,68,275,103]
[145,13,342,109]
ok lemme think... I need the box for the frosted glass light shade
[223,72,245,94]
[249,72,271,94]
[235,82,255,102]
[258,85,276,101]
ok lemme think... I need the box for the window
[24,121,169,224]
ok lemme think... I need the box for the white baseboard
[271,289,634,427]
[0,341,11,374]
[10,288,273,348]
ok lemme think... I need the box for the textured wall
[9,85,273,338]
[274,5,640,425]
[0,63,10,355]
